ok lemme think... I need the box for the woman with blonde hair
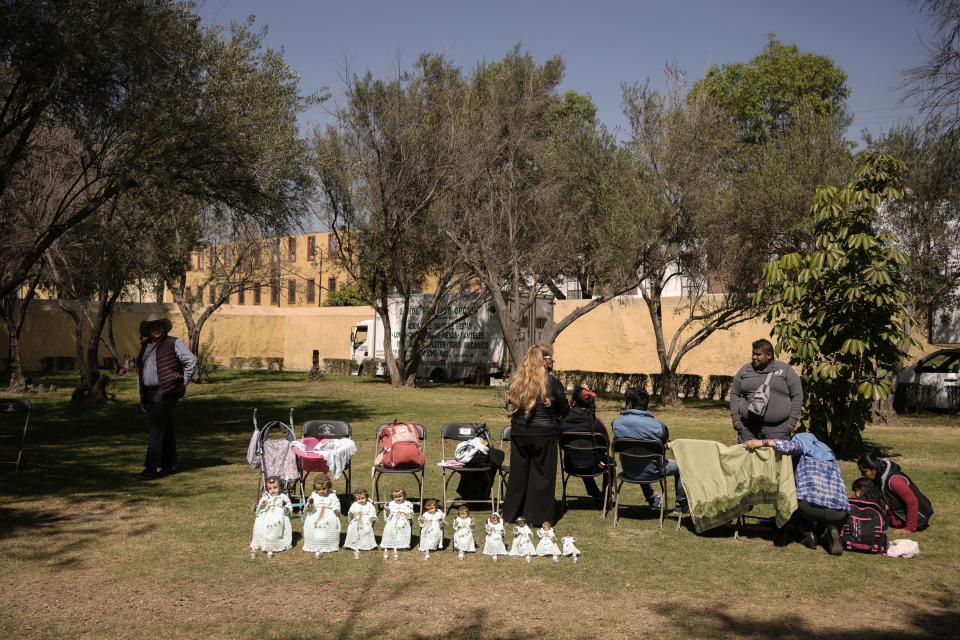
[501,343,569,526]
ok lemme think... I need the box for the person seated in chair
[611,387,687,515]
[559,386,609,499]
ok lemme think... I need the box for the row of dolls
[250,475,581,562]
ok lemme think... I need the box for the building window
[327,234,338,256]
[288,237,297,262]
[196,285,204,302]
[271,281,279,305]
[209,285,216,305]
[307,236,316,261]
[327,277,337,295]
[306,279,316,304]
[271,238,280,264]
[195,252,203,271]
[287,280,296,304]
[237,288,245,305]
[209,247,216,269]
[253,285,262,305]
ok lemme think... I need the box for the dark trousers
[502,434,558,527]
[795,499,847,532]
[144,398,178,471]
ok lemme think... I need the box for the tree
[905,0,960,132]
[0,265,42,393]
[690,35,849,144]
[324,283,366,307]
[757,153,919,454]
[314,54,481,387]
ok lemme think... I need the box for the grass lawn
[1,370,958,640]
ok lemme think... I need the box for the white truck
[349,294,552,382]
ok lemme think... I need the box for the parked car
[896,349,960,412]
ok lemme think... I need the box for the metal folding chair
[301,419,354,496]
[439,423,497,516]
[612,438,680,529]
[372,422,427,513]
[0,399,31,472]
[559,430,613,518]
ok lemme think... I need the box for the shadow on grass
[656,588,959,639]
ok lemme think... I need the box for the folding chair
[559,430,613,518]
[0,399,31,472]
[301,419,354,496]
[439,423,497,516]
[372,422,427,513]
[612,438,680,529]
[496,426,512,510]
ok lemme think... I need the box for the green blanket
[669,438,798,534]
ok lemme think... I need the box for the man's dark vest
[138,336,185,401]
[880,460,933,530]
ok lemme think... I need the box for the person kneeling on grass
[744,433,848,555]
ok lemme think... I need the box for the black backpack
[840,499,889,554]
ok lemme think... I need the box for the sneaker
[649,497,662,510]
[822,525,843,556]
[801,530,818,550]
[671,504,690,517]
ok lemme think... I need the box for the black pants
[144,397,178,471]
[502,434,558,527]
[795,499,847,532]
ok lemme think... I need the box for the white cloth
[885,538,920,558]
[380,500,414,549]
[509,524,536,556]
[453,516,476,553]
[483,520,507,556]
[250,493,293,553]
[535,528,561,556]
[312,438,358,480]
[345,501,378,550]
[561,535,581,557]
[418,509,445,551]
[302,491,341,553]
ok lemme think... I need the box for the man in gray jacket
[730,339,803,443]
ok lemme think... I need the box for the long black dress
[502,375,569,526]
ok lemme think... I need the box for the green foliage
[757,152,920,453]
[323,283,367,307]
[691,35,849,144]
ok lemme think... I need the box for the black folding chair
[372,423,427,513]
[301,419,354,496]
[496,426,512,510]
[0,399,31,472]
[612,438,679,529]
[439,423,497,516]
[559,430,613,518]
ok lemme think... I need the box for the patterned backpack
[840,499,889,554]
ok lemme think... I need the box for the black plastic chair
[559,430,613,518]
[496,426,512,510]
[0,399,31,472]
[372,423,427,513]
[612,438,678,529]
[301,419,354,496]
[439,423,497,516]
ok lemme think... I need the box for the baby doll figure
[452,506,476,560]
[535,521,562,562]
[483,513,507,561]
[380,486,414,560]
[250,475,293,558]
[561,535,581,563]
[417,498,445,559]
[302,474,341,557]
[509,516,536,563]
[344,487,377,559]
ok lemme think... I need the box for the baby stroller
[247,409,305,513]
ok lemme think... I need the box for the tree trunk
[6,330,27,393]
[1,269,43,393]
[642,281,681,407]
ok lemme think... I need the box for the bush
[360,358,377,377]
[324,358,354,376]
[706,375,734,400]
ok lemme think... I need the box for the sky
[195,0,938,142]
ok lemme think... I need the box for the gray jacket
[729,359,803,441]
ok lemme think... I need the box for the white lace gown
[536,528,562,556]
[483,521,507,556]
[344,501,377,550]
[418,509,445,551]
[562,536,581,557]
[250,493,293,553]
[380,500,414,549]
[509,524,536,556]
[302,491,341,553]
[453,516,476,553]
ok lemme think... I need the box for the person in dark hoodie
[558,386,609,499]
[857,451,933,533]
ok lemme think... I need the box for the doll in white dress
[483,513,507,561]
[561,535,581,563]
[302,474,341,557]
[344,487,378,559]
[417,498,445,559]
[380,486,414,560]
[452,506,476,560]
[509,516,536,562]
[250,475,292,558]
[535,521,562,562]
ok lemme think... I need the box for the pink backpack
[374,422,424,470]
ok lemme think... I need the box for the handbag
[747,372,775,418]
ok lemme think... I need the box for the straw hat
[139,312,172,337]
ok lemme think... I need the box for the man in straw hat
[137,312,197,479]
